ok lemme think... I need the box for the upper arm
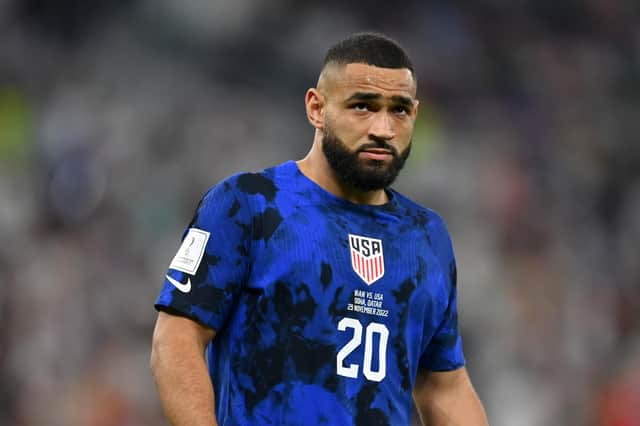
[413,367,487,426]
[152,311,216,354]
[413,366,471,402]
[150,311,219,426]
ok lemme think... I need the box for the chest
[245,205,449,324]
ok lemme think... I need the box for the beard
[321,127,411,192]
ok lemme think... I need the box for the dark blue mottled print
[237,172,278,201]
[355,383,388,425]
[227,198,241,218]
[320,262,333,289]
[250,207,283,241]
[328,286,349,322]
[449,260,457,288]
[391,278,416,391]
[154,161,465,425]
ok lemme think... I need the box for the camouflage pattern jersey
[155,160,465,426]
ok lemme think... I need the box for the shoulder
[391,191,452,239]
[391,190,456,275]
[201,162,291,206]
[193,162,292,229]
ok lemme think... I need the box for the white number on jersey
[336,317,389,382]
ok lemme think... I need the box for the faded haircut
[323,32,414,73]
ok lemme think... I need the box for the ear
[305,88,325,130]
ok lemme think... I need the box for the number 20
[336,317,389,382]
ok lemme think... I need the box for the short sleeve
[419,215,465,371]
[154,178,251,331]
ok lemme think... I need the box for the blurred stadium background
[1,1,640,425]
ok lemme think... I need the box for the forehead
[327,63,417,98]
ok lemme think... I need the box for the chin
[359,158,391,170]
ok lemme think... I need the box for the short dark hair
[323,32,414,73]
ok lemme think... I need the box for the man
[151,32,489,426]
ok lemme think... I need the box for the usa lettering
[350,236,382,257]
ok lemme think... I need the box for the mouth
[359,148,394,161]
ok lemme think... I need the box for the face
[319,63,418,191]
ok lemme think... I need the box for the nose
[368,112,395,141]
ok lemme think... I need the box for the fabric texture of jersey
[155,160,465,426]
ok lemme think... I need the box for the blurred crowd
[1,1,639,425]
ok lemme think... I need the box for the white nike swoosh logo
[166,275,192,293]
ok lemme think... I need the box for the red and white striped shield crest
[349,234,385,285]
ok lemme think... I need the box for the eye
[393,105,410,115]
[351,103,370,112]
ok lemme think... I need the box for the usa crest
[349,234,385,285]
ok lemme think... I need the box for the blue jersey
[155,161,465,426]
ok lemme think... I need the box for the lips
[359,148,394,160]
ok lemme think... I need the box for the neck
[297,140,389,206]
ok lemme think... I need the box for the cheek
[394,120,414,142]
[330,115,368,141]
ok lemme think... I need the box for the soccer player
[150,32,489,426]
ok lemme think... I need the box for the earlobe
[305,88,324,129]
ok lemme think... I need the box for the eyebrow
[345,92,415,108]
[391,95,415,109]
